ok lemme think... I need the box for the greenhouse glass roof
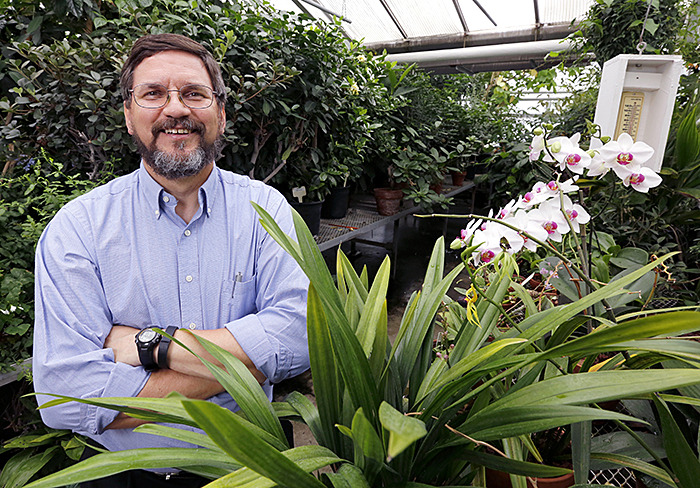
[263,0,595,72]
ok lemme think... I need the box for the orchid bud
[544,123,554,131]
[600,136,611,143]
[587,150,596,158]
[533,127,544,136]
[450,238,465,250]
[550,141,562,153]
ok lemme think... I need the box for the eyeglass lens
[132,83,215,109]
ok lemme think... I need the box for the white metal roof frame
[264,0,594,73]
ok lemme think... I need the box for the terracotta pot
[430,181,443,194]
[373,187,403,216]
[486,468,575,488]
[450,170,467,186]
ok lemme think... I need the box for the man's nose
[161,90,191,116]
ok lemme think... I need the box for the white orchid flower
[622,167,663,193]
[528,200,571,242]
[598,133,654,179]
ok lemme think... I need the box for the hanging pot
[321,186,351,219]
[373,187,403,216]
[290,200,324,236]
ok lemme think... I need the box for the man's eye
[142,90,165,99]
[183,90,207,100]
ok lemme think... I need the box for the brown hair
[120,33,226,108]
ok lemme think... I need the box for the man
[32,33,310,487]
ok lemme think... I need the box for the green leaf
[675,107,700,168]
[1,448,61,488]
[324,463,371,488]
[378,402,426,460]
[184,332,286,444]
[23,448,236,488]
[459,449,571,478]
[590,452,677,487]
[207,445,342,488]
[653,395,700,488]
[183,400,326,488]
[461,405,638,441]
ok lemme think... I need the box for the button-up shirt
[32,163,310,453]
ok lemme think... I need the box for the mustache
[151,117,205,137]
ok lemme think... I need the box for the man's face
[124,50,225,180]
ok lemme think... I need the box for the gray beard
[132,122,222,180]
[149,142,209,180]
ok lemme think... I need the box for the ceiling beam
[364,23,577,54]
[378,0,408,39]
[452,0,469,33]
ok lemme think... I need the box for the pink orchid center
[480,250,495,263]
[566,209,579,219]
[629,173,645,185]
[565,154,581,166]
[460,229,468,239]
[617,152,634,165]
[523,192,533,203]
[547,181,558,191]
[543,221,558,234]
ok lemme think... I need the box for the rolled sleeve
[33,206,149,434]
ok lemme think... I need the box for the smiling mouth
[163,128,194,135]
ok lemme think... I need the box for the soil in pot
[290,200,324,235]
[373,187,403,216]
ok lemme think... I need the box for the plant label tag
[292,186,306,203]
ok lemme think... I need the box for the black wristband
[157,326,178,369]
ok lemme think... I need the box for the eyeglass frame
[128,83,221,110]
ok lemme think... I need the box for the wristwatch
[135,326,162,371]
[156,326,179,369]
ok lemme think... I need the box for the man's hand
[104,325,141,367]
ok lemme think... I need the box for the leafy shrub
[0,154,106,371]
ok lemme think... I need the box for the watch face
[139,328,158,343]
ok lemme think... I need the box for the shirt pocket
[224,275,257,320]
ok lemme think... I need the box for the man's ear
[218,105,226,135]
[124,102,134,135]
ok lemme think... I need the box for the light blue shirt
[33,163,310,453]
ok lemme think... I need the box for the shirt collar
[138,161,221,220]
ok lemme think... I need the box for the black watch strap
[157,326,179,369]
[136,326,161,371]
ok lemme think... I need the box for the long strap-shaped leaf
[256,205,381,425]
[184,332,287,442]
[653,394,700,488]
[206,445,344,488]
[460,405,638,441]
[23,448,237,488]
[37,394,195,427]
[183,399,326,488]
[390,239,465,398]
[475,369,700,412]
[541,311,700,360]
[451,257,515,362]
[307,283,344,452]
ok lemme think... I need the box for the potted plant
[448,135,482,184]
[23,207,700,487]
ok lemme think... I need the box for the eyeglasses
[129,83,219,109]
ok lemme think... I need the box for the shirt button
[207,207,212,214]
[163,195,170,203]
[155,210,160,217]
[188,322,197,330]
[185,275,193,282]
[184,229,191,237]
